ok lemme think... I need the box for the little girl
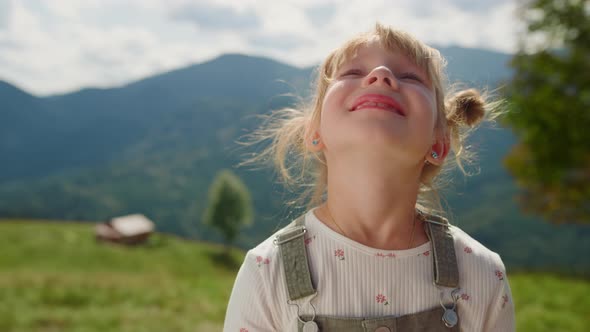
[224,23,515,332]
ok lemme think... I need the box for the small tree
[504,0,590,224]
[203,169,254,252]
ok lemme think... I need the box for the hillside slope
[0,221,588,332]
[0,220,242,331]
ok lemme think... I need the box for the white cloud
[170,2,261,30]
[0,0,12,29]
[0,0,519,96]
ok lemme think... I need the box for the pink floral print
[240,328,249,332]
[255,256,270,267]
[304,235,316,245]
[495,270,504,280]
[460,293,470,301]
[501,294,509,308]
[464,246,473,254]
[334,249,345,260]
[376,293,389,305]
[415,250,430,257]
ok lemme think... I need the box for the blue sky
[0,0,519,96]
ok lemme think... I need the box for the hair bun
[446,89,486,127]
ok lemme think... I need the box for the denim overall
[274,210,461,332]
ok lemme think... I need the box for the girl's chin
[341,130,407,145]
[328,140,409,154]
[327,133,427,153]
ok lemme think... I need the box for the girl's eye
[340,69,363,77]
[399,72,424,83]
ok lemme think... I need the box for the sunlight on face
[318,40,438,166]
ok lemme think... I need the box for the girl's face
[318,40,438,166]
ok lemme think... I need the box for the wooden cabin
[95,214,155,245]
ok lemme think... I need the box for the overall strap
[421,212,460,288]
[275,211,459,296]
[274,215,317,301]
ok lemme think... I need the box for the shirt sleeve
[483,260,516,332]
[223,250,280,332]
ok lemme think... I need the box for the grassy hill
[1,220,588,332]
[0,220,242,331]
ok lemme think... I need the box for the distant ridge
[1,50,587,274]
[1,45,513,98]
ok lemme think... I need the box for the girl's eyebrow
[333,62,356,76]
[338,58,357,69]
[336,56,364,70]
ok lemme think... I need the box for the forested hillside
[1,49,588,274]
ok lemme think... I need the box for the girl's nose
[363,66,398,89]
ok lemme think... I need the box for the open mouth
[350,94,405,116]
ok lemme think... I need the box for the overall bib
[274,211,461,332]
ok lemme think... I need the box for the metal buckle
[423,218,451,228]
[287,292,318,324]
[273,226,307,246]
[438,287,460,328]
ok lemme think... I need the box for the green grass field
[1,220,588,331]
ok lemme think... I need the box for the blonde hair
[239,23,504,218]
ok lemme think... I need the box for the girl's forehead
[335,41,425,72]
[346,41,407,63]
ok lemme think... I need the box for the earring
[312,139,319,145]
[431,151,439,159]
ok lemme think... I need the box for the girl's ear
[306,132,324,151]
[425,133,450,166]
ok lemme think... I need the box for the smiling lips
[350,94,405,116]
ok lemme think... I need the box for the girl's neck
[315,154,429,250]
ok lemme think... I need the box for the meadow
[1,220,588,332]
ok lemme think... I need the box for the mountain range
[1,47,588,274]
